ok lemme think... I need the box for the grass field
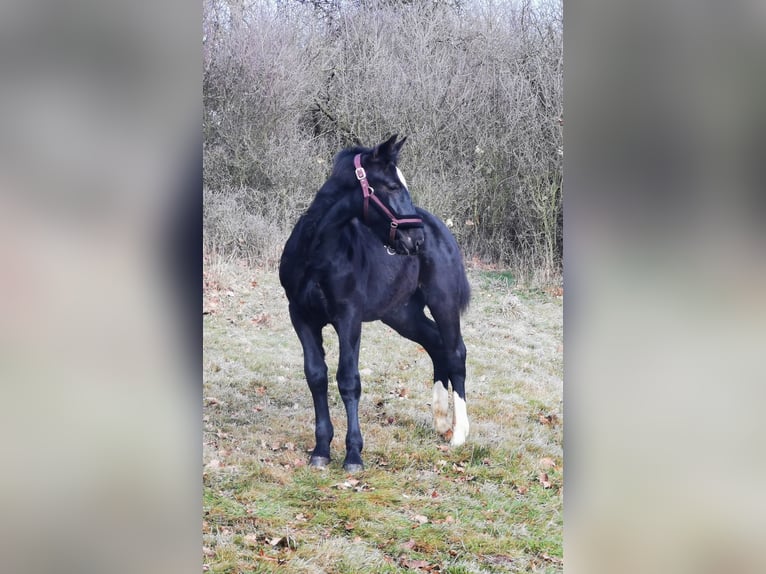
[203,259,563,573]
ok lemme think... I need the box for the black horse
[279,135,470,472]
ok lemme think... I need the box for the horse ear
[372,134,400,160]
[392,135,407,158]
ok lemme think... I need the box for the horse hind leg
[428,304,469,446]
[381,303,454,439]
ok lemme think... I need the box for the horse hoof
[309,456,331,468]
[343,462,364,473]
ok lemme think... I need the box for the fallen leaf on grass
[243,534,259,547]
[205,397,221,406]
[516,485,528,495]
[268,535,296,549]
[412,514,429,525]
[538,413,559,426]
[333,479,374,492]
[442,429,453,441]
[401,539,416,550]
[483,554,515,567]
[539,457,556,469]
[541,553,563,565]
[251,314,271,325]
[538,472,552,488]
[400,558,433,570]
[436,444,450,453]
[432,515,455,525]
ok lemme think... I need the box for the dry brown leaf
[541,553,563,565]
[412,514,428,525]
[516,485,528,495]
[442,429,453,441]
[538,472,552,488]
[400,558,431,570]
[401,539,416,550]
[538,413,559,426]
[539,457,556,469]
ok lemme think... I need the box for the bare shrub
[203,186,287,267]
[203,0,562,283]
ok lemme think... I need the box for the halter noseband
[353,154,423,245]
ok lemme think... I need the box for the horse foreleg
[289,306,333,467]
[334,317,364,472]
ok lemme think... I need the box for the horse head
[347,134,425,255]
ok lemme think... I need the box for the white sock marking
[432,381,451,434]
[450,395,469,446]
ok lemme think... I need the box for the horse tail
[457,260,471,313]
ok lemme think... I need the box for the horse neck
[306,185,357,242]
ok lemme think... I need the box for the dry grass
[203,258,562,573]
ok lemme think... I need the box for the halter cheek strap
[353,154,423,245]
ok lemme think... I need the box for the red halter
[353,154,423,245]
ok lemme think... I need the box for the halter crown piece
[353,154,423,245]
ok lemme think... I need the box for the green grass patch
[203,266,562,572]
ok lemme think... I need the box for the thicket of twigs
[203,0,562,282]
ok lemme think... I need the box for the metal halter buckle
[355,166,366,180]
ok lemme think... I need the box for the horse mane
[298,145,371,230]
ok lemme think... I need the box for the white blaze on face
[451,394,470,446]
[395,166,408,190]
[432,381,451,434]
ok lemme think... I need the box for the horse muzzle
[395,228,425,255]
